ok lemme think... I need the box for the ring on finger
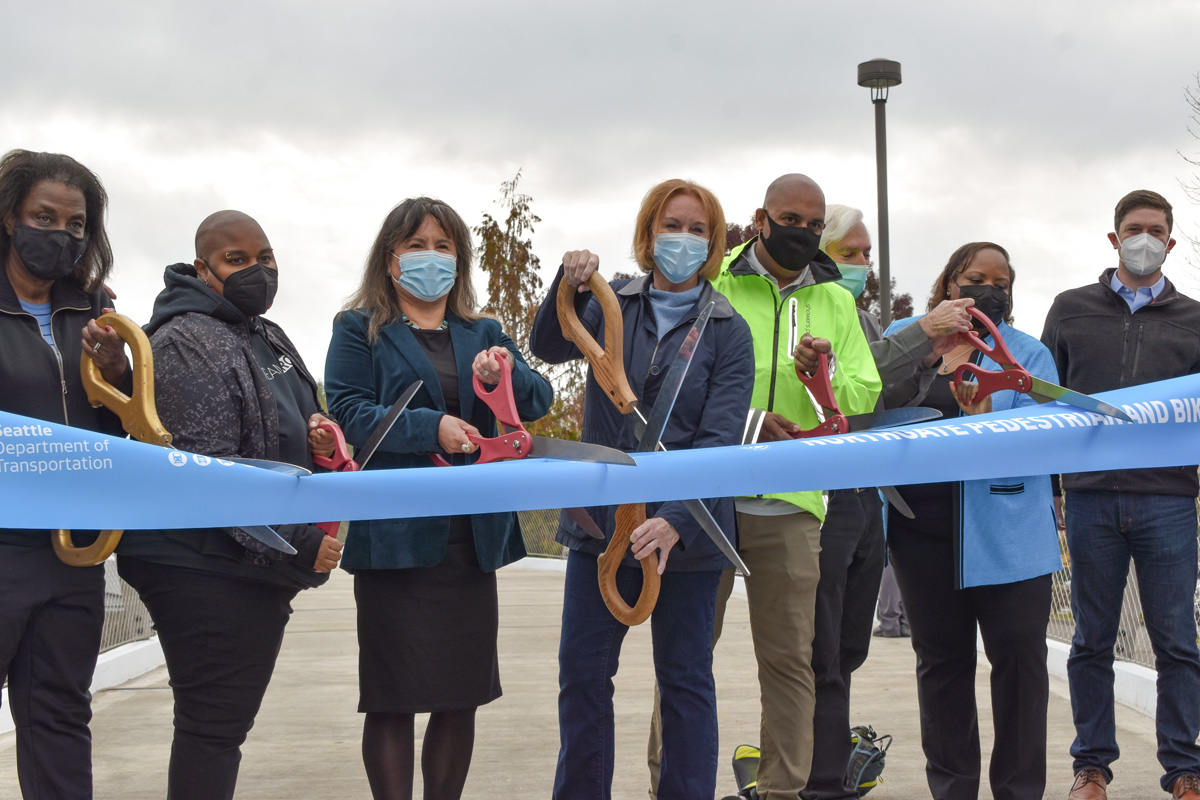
[461,443,472,453]
[92,342,102,353]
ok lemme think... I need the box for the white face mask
[1117,232,1168,276]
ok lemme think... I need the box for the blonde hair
[631,179,726,282]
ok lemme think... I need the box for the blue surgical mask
[834,263,868,298]
[653,233,709,284]
[392,250,457,301]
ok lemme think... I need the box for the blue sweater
[886,315,1063,588]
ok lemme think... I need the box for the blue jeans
[1065,490,1200,791]
[553,549,720,800]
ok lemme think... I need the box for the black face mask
[957,283,1010,329]
[206,262,279,318]
[759,213,822,273]
[11,224,86,281]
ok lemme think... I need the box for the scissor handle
[596,503,660,626]
[795,350,840,417]
[312,421,359,472]
[59,312,172,567]
[951,362,1034,401]
[52,530,122,567]
[556,270,639,415]
[81,312,172,448]
[959,307,1020,370]
[312,421,357,537]
[472,349,524,431]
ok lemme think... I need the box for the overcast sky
[4,0,1199,378]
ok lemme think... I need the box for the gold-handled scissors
[52,312,171,567]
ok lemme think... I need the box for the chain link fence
[1046,530,1200,671]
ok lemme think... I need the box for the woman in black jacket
[0,149,130,799]
[117,210,342,800]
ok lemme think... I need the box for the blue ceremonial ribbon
[2,374,1199,530]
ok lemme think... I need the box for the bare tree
[1179,73,1200,267]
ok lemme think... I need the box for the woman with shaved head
[0,148,130,799]
[116,210,344,800]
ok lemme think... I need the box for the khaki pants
[648,510,822,799]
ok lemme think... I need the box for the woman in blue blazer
[325,197,552,800]
[884,242,1062,800]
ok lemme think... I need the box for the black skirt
[354,518,501,713]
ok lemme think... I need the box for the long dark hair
[0,149,113,291]
[342,197,482,342]
[927,241,1016,324]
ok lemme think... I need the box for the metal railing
[519,508,567,558]
[100,558,154,653]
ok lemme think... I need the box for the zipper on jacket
[1118,320,1130,386]
[766,289,783,412]
[49,307,71,424]
[1130,322,1145,381]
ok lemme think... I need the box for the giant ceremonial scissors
[557,272,750,627]
[312,380,424,536]
[793,347,943,519]
[429,350,635,469]
[55,313,297,566]
[951,307,1132,422]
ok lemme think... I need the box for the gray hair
[820,204,864,252]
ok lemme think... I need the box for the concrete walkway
[0,562,1165,798]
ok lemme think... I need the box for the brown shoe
[1067,768,1107,799]
[1173,774,1200,799]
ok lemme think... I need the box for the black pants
[887,515,1051,800]
[118,557,297,800]
[802,489,885,800]
[0,544,104,800]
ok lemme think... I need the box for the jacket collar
[724,236,842,287]
[1097,267,1179,306]
[0,263,91,314]
[378,311,479,421]
[615,272,737,319]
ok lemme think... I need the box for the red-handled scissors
[431,350,634,467]
[951,307,1132,422]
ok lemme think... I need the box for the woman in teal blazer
[324,196,552,800]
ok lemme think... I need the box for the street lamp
[858,58,902,327]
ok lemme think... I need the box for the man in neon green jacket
[707,174,880,799]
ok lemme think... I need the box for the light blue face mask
[653,233,709,284]
[834,263,869,298]
[392,250,457,301]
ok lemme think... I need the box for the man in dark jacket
[1041,190,1200,800]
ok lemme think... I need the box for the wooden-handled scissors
[557,272,659,626]
[53,312,171,567]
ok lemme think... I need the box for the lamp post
[857,58,902,327]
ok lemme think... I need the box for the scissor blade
[1028,377,1133,422]
[356,380,424,469]
[880,486,915,519]
[564,507,606,540]
[681,498,751,576]
[843,407,943,431]
[633,302,715,451]
[529,436,637,466]
[240,525,298,555]
[222,457,312,476]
